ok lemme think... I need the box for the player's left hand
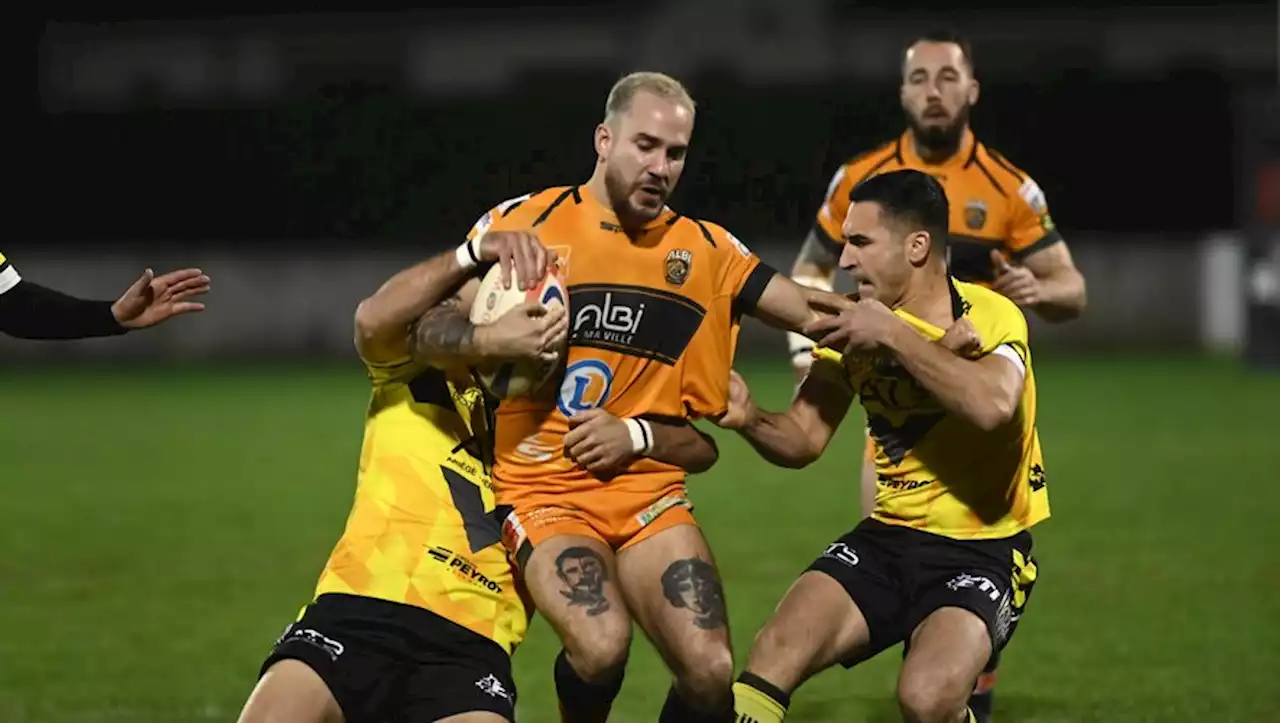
[111,268,211,329]
[805,298,900,354]
[565,408,634,477]
[990,250,1041,307]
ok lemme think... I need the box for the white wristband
[624,418,654,455]
[455,235,483,270]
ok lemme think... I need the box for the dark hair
[849,170,950,251]
[903,28,974,73]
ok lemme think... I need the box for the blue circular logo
[557,359,614,417]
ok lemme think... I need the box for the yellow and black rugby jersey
[811,279,1050,540]
[312,356,528,655]
[813,130,1063,283]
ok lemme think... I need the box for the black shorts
[806,518,1039,667]
[260,593,517,722]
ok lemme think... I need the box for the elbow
[778,444,823,469]
[353,298,380,341]
[970,392,1018,432]
[687,433,720,474]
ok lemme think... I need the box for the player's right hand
[478,231,558,291]
[937,318,981,356]
[711,370,755,430]
[477,301,568,362]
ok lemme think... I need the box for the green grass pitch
[1,357,1277,722]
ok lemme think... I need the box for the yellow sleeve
[1006,175,1064,261]
[976,292,1031,367]
[807,347,856,396]
[365,357,425,387]
[0,250,20,295]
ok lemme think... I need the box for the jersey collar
[900,128,978,172]
[578,183,677,234]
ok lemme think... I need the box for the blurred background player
[0,251,209,339]
[442,72,849,723]
[724,170,1046,723]
[784,30,1085,720]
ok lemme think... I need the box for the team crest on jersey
[664,249,692,287]
[964,200,988,230]
[557,359,614,417]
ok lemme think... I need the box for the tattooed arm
[408,277,568,369]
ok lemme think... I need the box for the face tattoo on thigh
[661,558,726,630]
[556,547,611,617]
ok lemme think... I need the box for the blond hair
[603,72,696,124]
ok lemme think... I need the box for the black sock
[554,649,625,723]
[659,684,733,723]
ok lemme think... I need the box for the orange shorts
[497,483,695,569]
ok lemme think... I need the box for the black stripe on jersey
[439,466,503,553]
[947,276,968,321]
[692,220,718,248]
[986,148,1026,182]
[531,187,580,227]
[568,283,706,365]
[733,263,776,317]
[501,199,526,217]
[866,410,946,465]
[850,148,902,190]
[408,367,455,410]
[969,153,1009,198]
[1010,230,1065,262]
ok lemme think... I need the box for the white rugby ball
[469,262,568,399]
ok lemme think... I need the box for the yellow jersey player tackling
[236,232,569,723]
[717,170,1045,723]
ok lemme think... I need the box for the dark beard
[906,103,971,159]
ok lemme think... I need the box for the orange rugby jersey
[467,185,774,501]
[814,130,1063,283]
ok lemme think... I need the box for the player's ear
[594,123,612,159]
[967,78,980,107]
[906,231,932,265]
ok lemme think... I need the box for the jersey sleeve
[807,347,856,397]
[465,193,534,241]
[976,293,1031,368]
[0,251,20,295]
[1006,175,1065,261]
[702,221,774,315]
[813,164,854,253]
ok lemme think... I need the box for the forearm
[737,407,821,469]
[355,251,472,347]
[1032,269,1087,322]
[0,281,125,339]
[642,420,720,474]
[788,233,840,361]
[408,298,489,366]
[883,323,1013,431]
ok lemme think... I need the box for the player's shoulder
[976,144,1049,211]
[843,138,903,176]
[673,216,755,259]
[955,280,1028,343]
[469,186,578,235]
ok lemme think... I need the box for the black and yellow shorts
[260,593,517,722]
[806,518,1039,667]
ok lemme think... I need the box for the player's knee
[564,623,632,682]
[672,643,734,708]
[897,670,966,723]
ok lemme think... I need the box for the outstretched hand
[111,268,211,329]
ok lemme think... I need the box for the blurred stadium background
[3,3,1278,722]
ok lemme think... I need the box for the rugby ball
[469,262,568,399]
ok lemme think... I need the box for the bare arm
[883,323,1025,432]
[787,230,843,370]
[645,420,720,474]
[406,279,486,366]
[717,368,855,469]
[354,251,474,365]
[752,273,855,335]
[1022,242,1087,322]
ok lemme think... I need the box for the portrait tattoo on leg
[660,558,727,630]
[556,547,611,617]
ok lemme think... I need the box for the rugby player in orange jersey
[409,72,853,723]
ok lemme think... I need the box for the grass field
[1,357,1278,723]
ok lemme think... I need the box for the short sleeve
[807,347,855,397]
[978,293,1031,368]
[0,251,20,296]
[700,221,773,315]
[466,194,533,241]
[1006,176,1064,261]
[814,164,853,250]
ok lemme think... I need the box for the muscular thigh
[238,659,344,723]
[615,523,730,672]
[522,534,630,648]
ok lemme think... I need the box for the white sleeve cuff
[991,343,1027,380]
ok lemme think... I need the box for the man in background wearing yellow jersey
[721,170,1046,723]
[784,31,1081,719]
[0,251,209,338]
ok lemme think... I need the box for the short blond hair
[603,71,696,124]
